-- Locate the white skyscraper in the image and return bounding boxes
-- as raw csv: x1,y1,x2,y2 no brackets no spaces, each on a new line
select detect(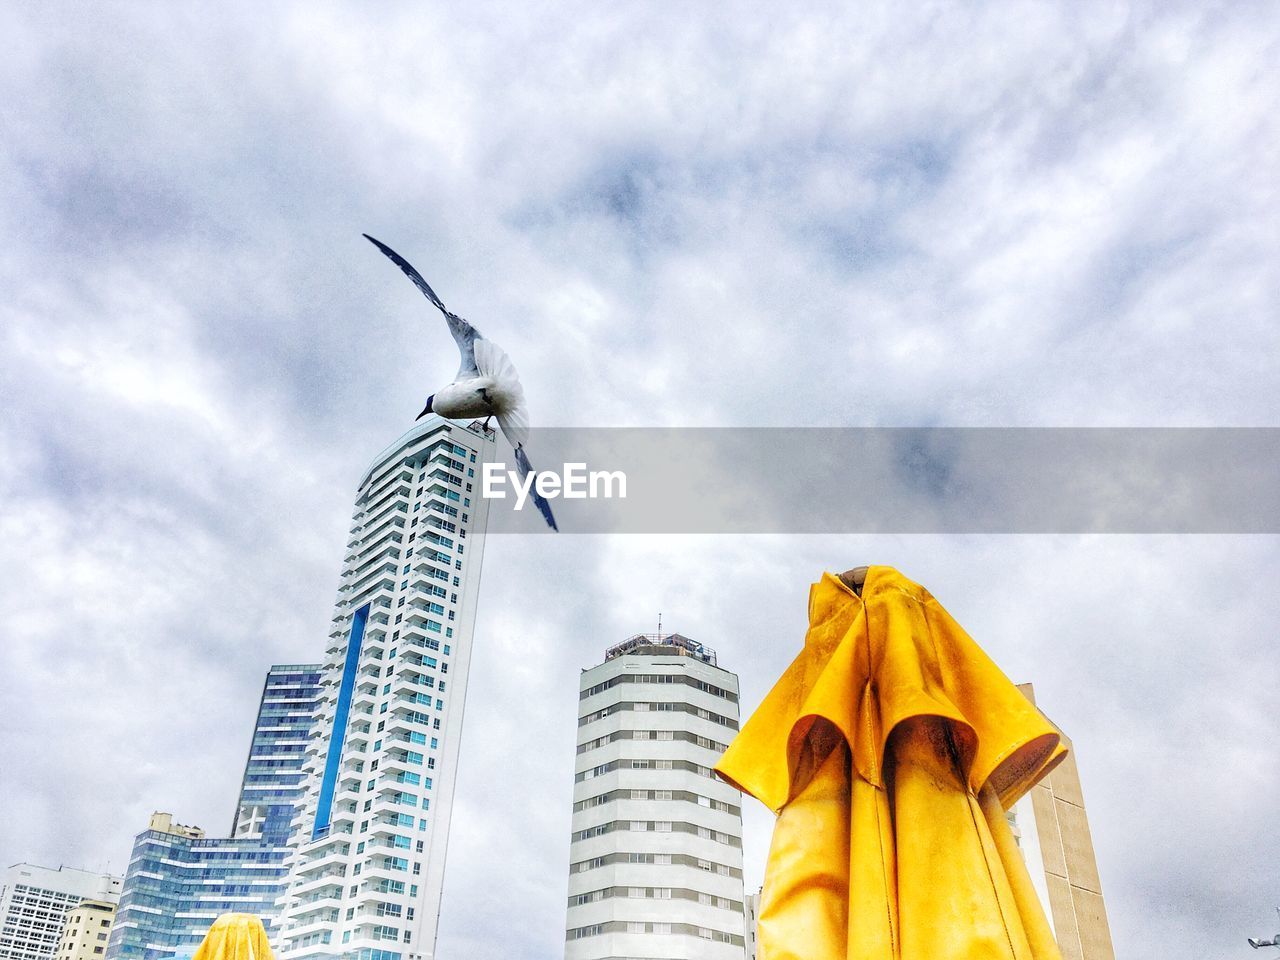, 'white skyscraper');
565,633,747,960
0,864,121,960
275,417,496,960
